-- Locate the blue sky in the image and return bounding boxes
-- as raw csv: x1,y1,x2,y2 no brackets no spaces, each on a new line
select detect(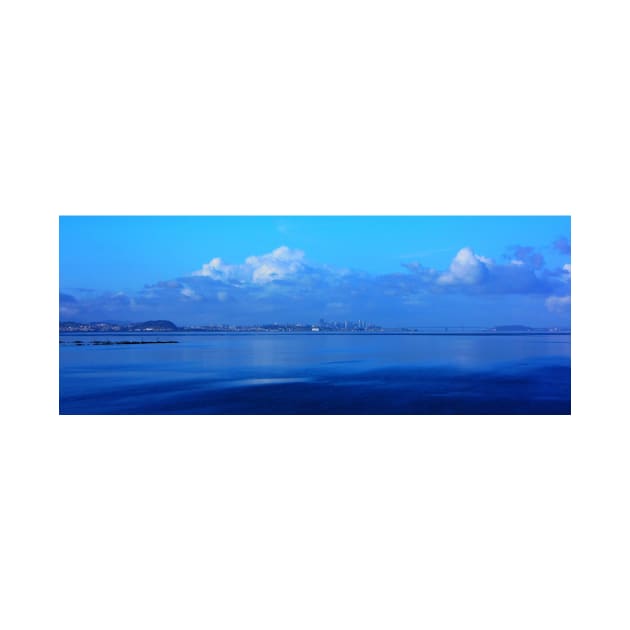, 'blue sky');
60,216,571,327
